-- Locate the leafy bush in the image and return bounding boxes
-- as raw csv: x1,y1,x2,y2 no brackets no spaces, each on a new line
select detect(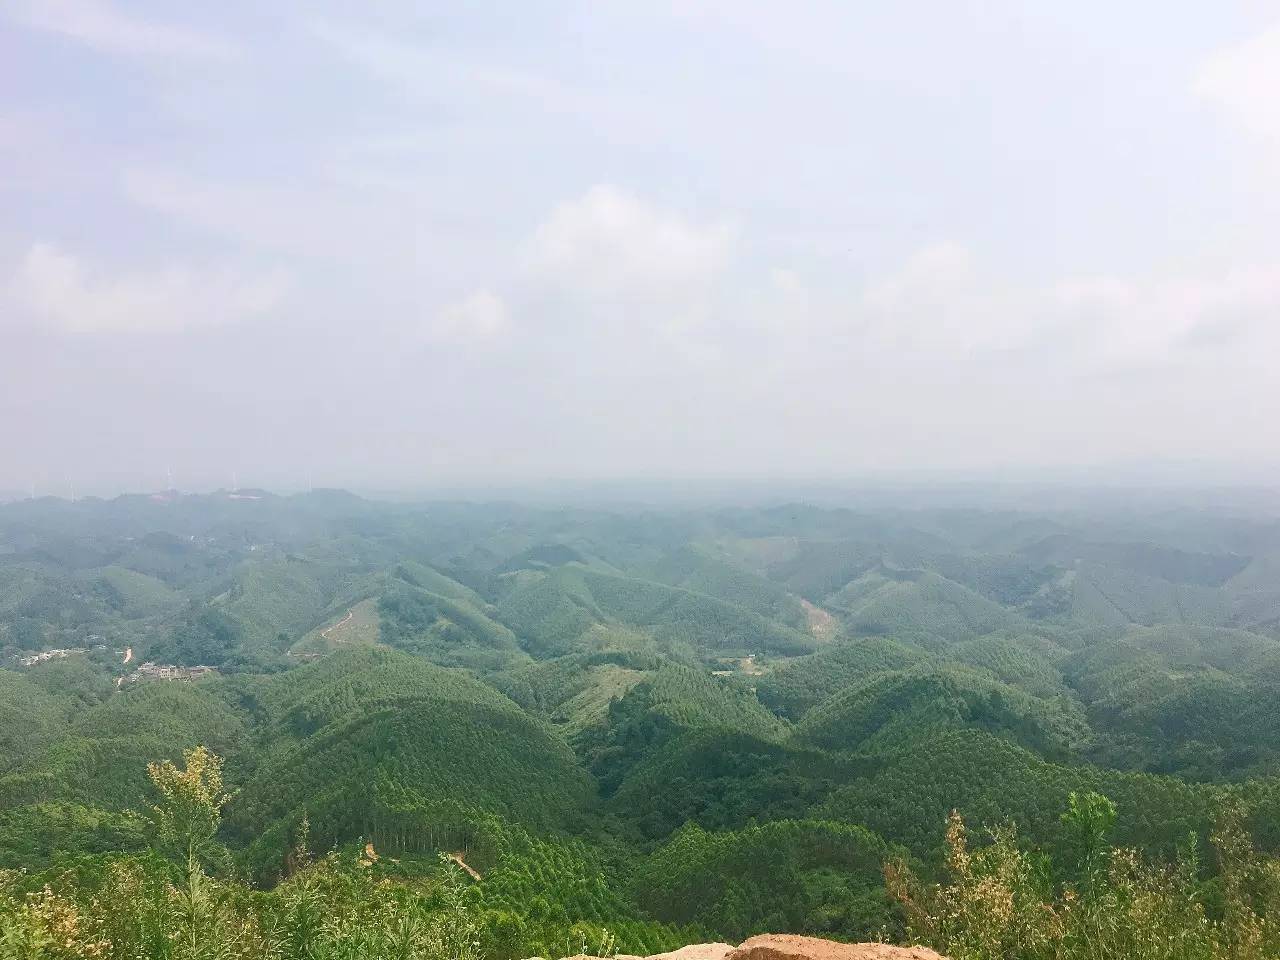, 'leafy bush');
887,795,1280,960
